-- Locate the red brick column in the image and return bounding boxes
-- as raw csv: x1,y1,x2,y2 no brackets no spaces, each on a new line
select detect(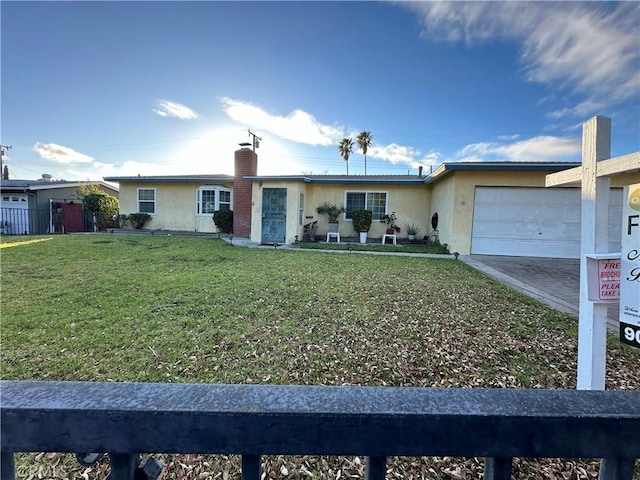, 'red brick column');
233,148,257,237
